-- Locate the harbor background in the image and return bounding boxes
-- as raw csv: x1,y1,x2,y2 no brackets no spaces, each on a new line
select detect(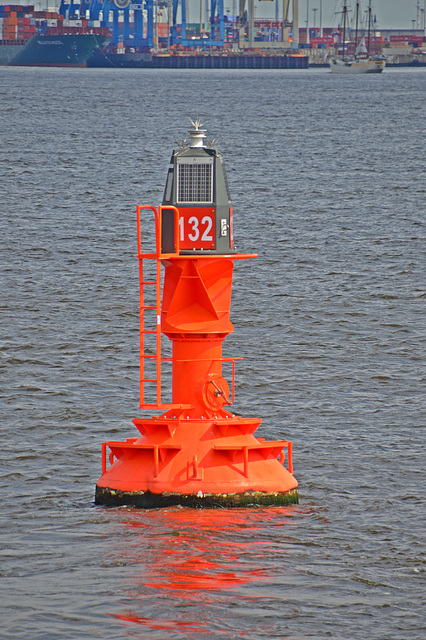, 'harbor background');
1,66,425,639
1,1,426,68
